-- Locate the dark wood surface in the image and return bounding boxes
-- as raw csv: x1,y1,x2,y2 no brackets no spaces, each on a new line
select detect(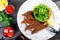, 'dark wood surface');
0,0,60,40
